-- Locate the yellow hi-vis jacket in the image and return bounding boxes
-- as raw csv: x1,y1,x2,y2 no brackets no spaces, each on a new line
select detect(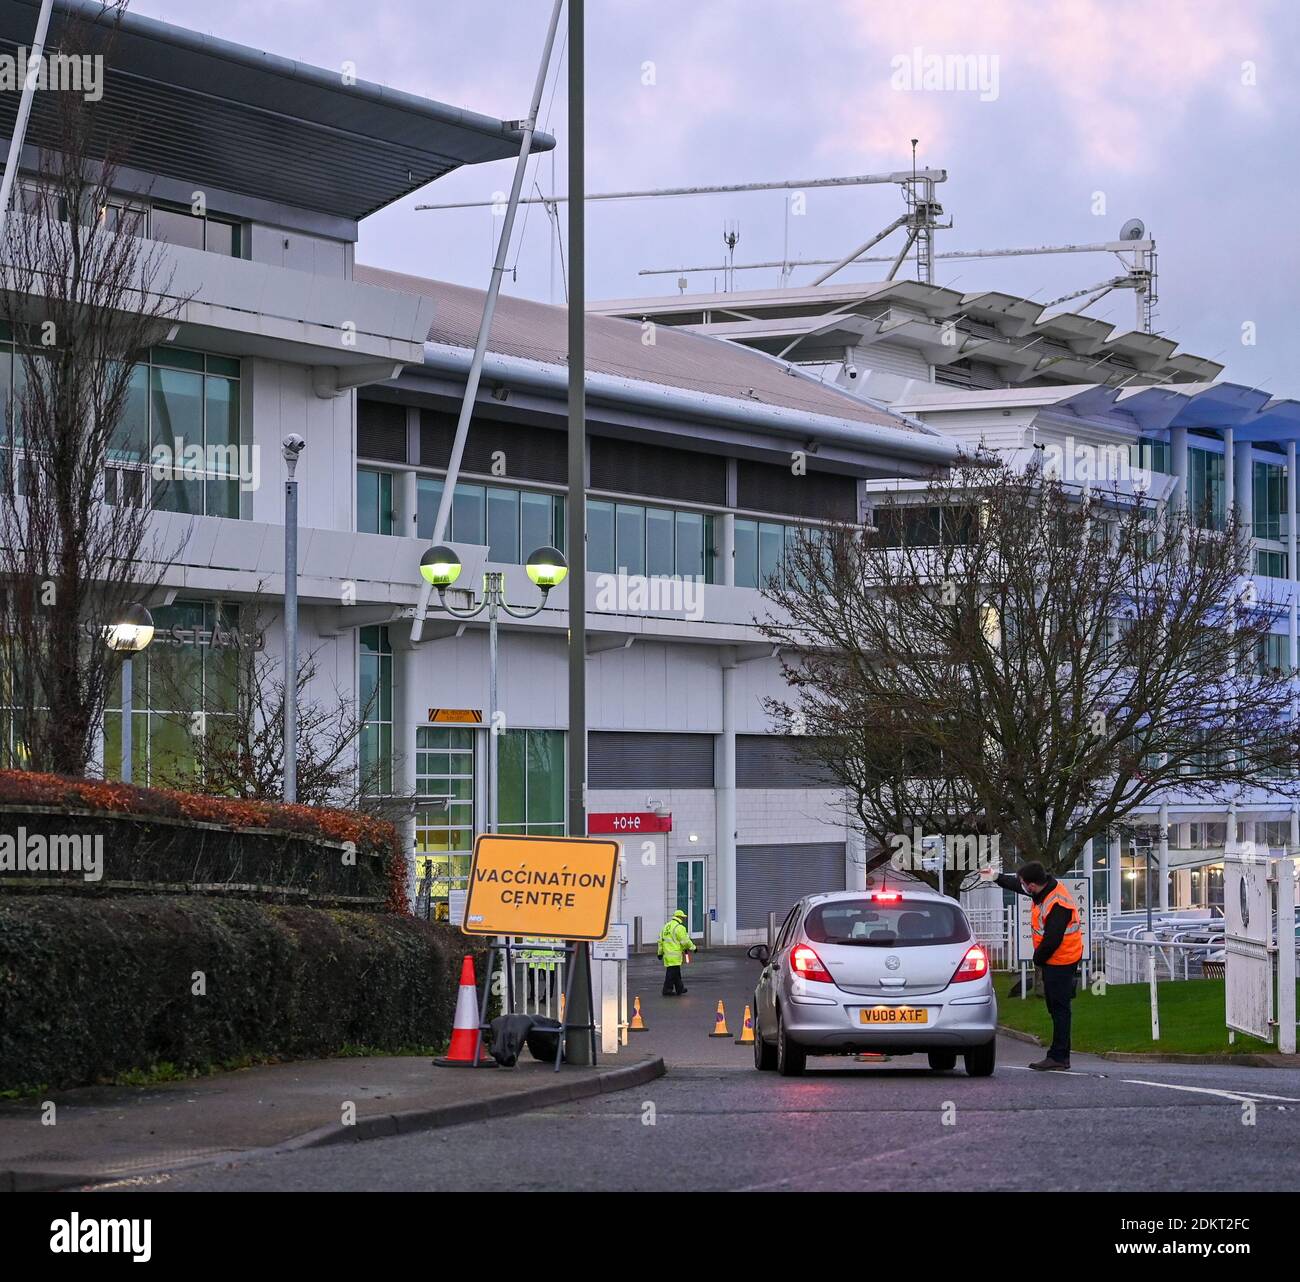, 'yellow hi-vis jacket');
658,917,694,966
